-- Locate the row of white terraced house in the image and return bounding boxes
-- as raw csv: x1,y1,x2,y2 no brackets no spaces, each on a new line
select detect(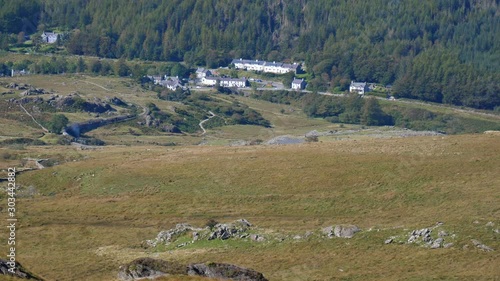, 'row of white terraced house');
201,77,249,88
231,58,300,74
